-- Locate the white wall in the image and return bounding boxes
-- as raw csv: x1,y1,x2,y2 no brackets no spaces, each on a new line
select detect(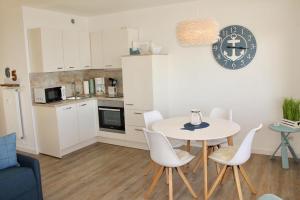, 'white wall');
22,7,89,31
89,0,300,155
0,0,37,153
